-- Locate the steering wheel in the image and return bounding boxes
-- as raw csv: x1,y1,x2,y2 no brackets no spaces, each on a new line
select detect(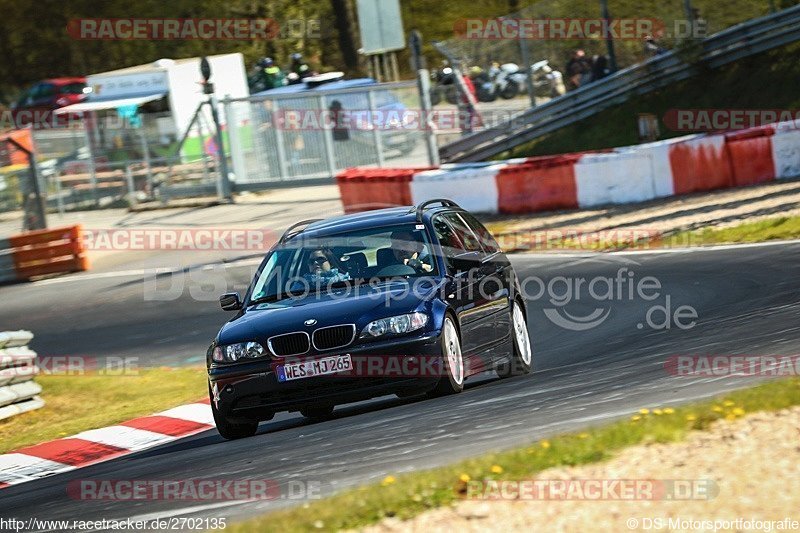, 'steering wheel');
374,264,417,277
